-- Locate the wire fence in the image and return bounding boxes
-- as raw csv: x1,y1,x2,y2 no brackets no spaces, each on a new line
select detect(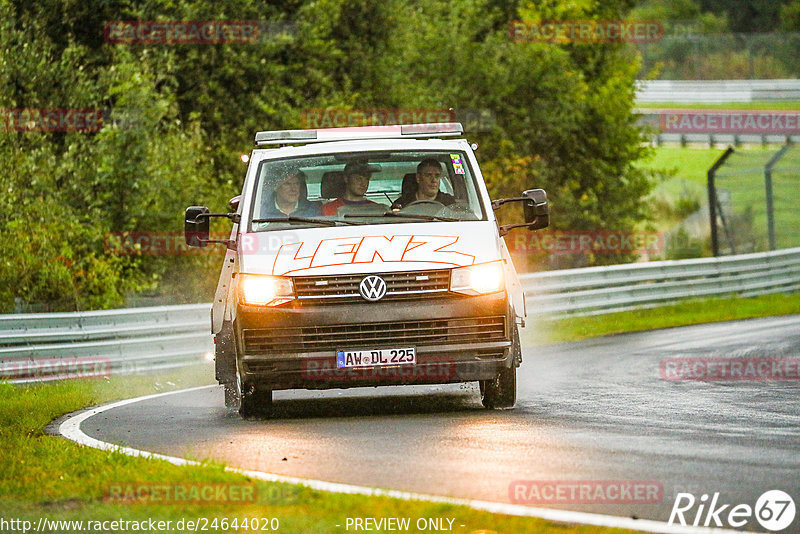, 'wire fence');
710,144,800,255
